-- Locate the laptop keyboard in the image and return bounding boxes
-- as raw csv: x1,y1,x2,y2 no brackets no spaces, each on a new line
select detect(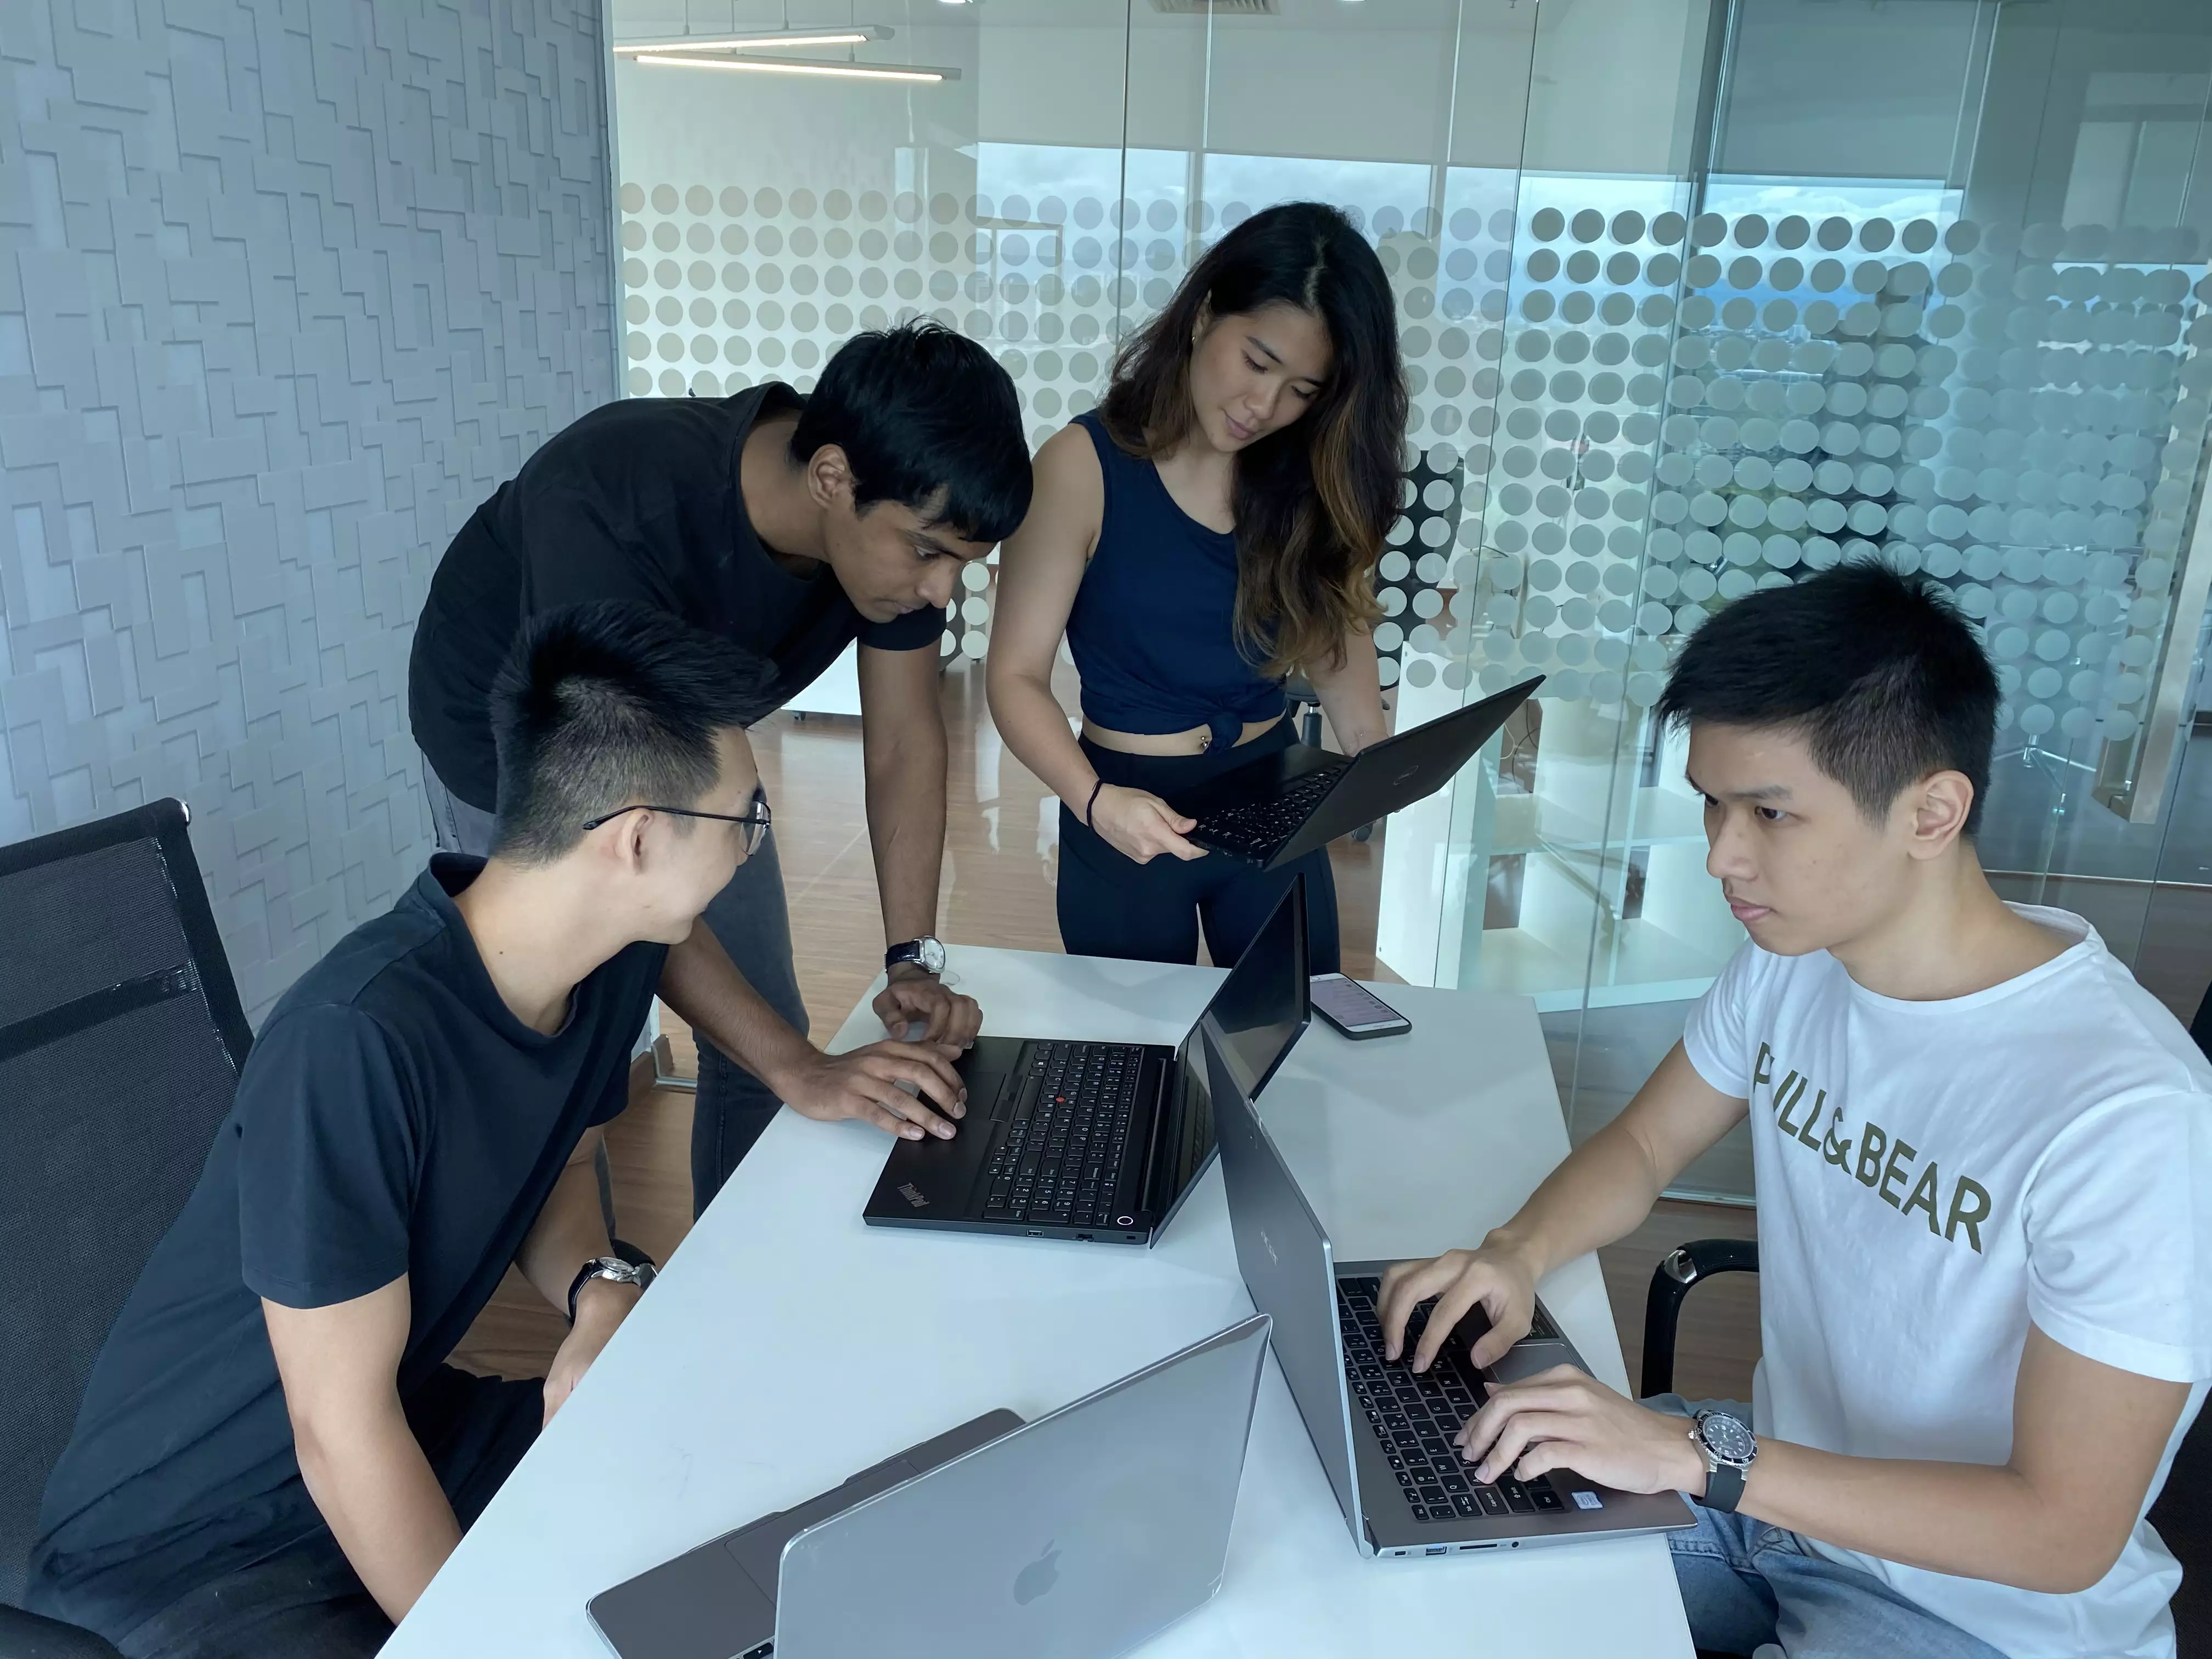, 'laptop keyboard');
979,1041,1145,1229
1193,763,1348,859
1337,1277,1566,1525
